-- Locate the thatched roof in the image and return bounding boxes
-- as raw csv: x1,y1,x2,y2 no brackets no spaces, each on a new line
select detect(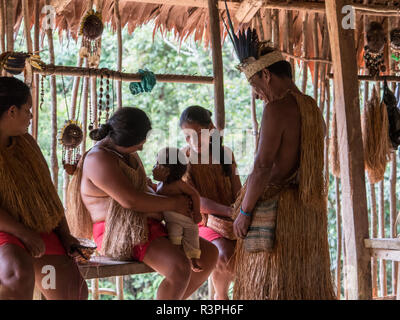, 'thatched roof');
7,0,400,78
